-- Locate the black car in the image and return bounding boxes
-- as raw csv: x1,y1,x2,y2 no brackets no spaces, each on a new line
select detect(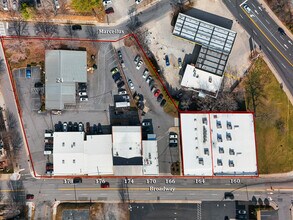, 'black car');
68,121,73,131
34,82,43,88
105,7,114,14
224,192,234,200
117,81,125,88
93,124,98,134
149,79,155,87
72,24,82,31
73,122,78,131
97,123,103,134
278,27,286,35
117,50,122,59
160,99,166,107
157,94,163,102
112,72,121,81
73,177,82,184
